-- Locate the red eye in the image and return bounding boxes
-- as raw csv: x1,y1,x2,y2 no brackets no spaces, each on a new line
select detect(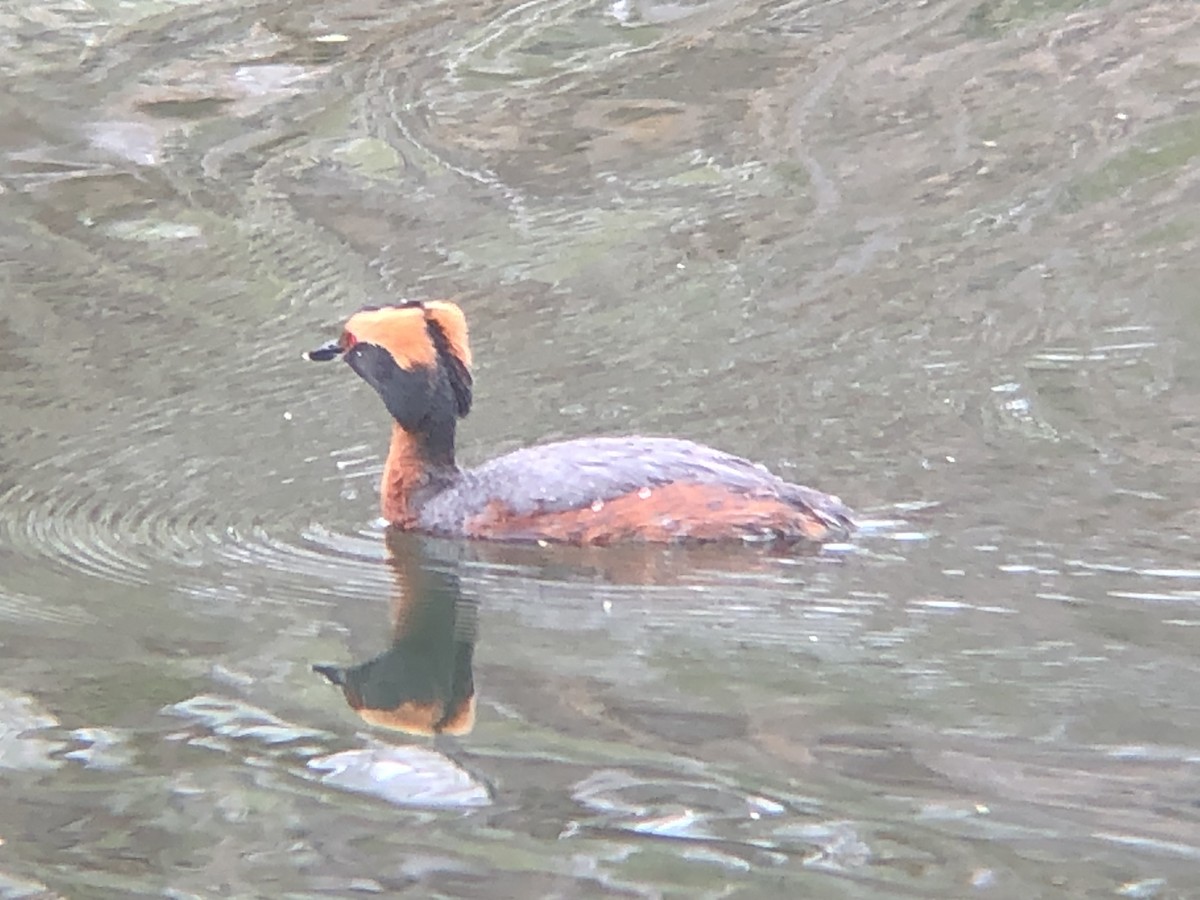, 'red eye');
341,331,359,351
